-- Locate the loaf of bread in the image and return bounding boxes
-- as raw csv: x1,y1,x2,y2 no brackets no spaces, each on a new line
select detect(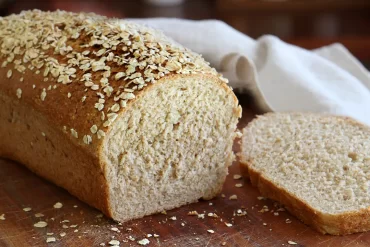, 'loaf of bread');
0,10,241,222
240,113,370,235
